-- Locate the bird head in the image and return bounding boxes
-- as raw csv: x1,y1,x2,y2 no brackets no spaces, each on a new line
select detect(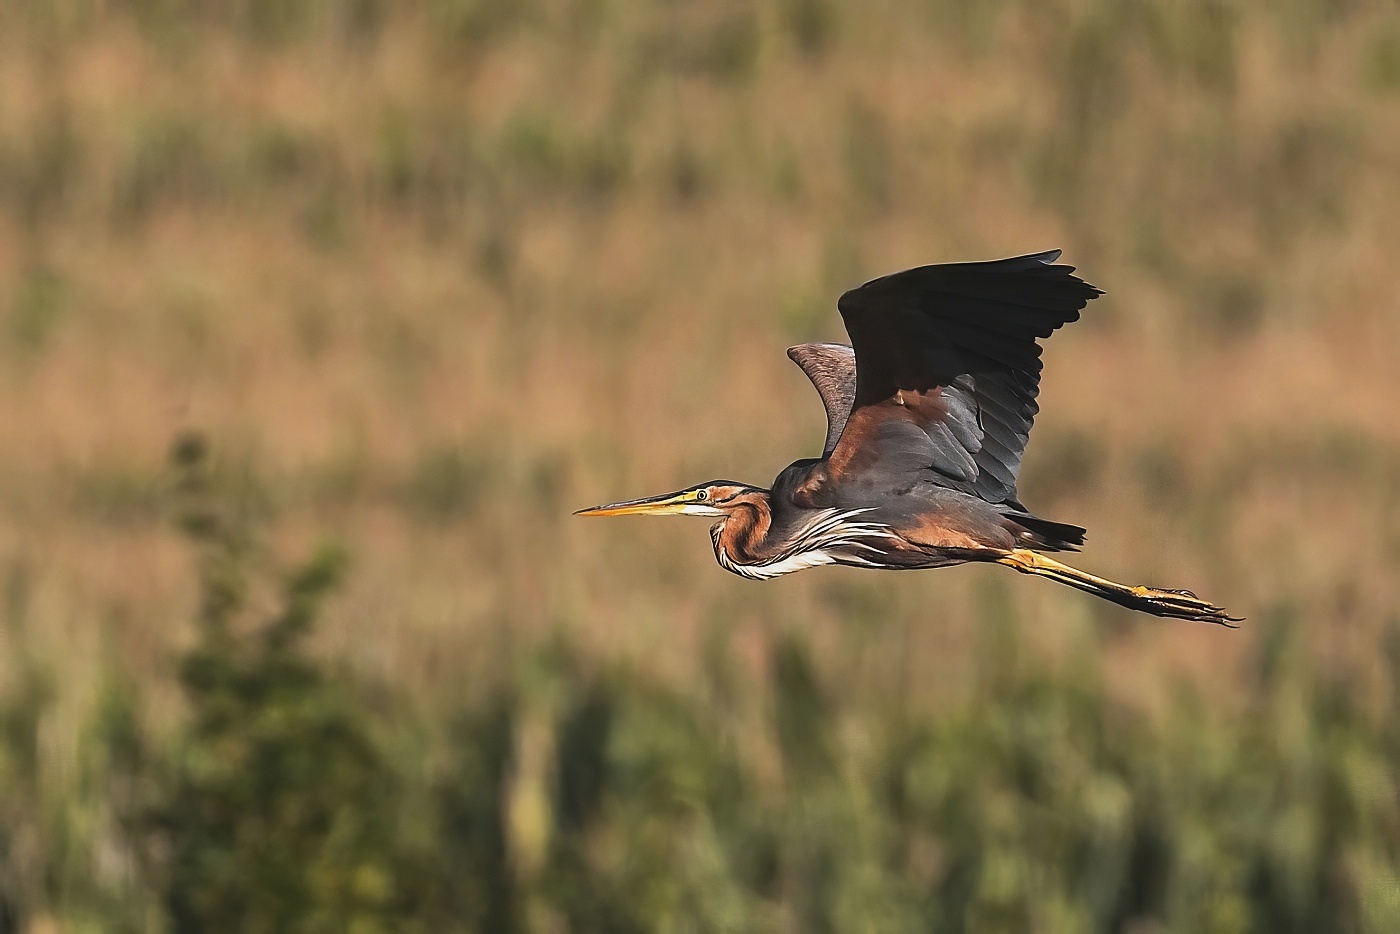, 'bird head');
575,481,766,519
